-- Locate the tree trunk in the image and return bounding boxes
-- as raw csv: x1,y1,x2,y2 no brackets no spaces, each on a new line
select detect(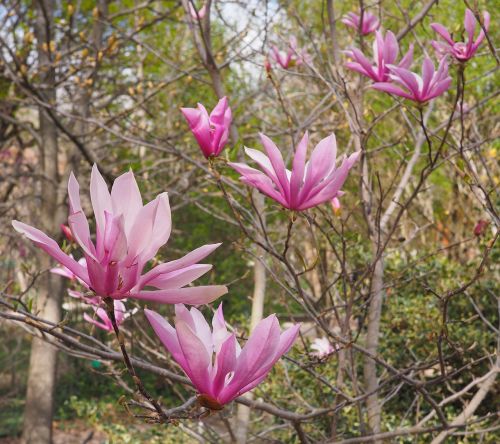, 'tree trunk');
363,250,384,440
22,1,61,443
